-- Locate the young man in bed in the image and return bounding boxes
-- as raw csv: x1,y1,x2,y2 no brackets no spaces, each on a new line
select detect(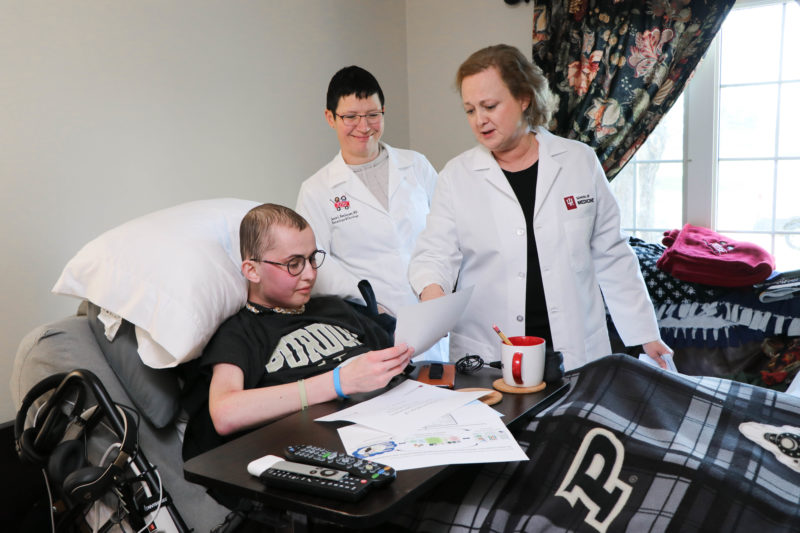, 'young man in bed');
182,203,414,462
